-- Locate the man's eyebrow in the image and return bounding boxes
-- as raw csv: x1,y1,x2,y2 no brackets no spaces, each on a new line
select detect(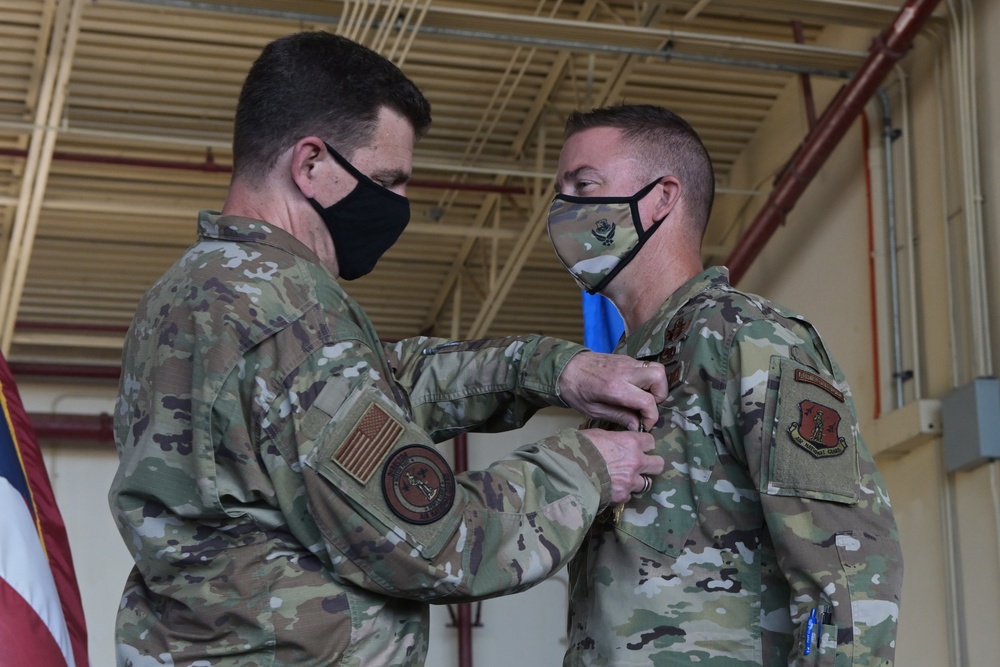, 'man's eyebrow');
373,168,410,186
553,166,590,193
